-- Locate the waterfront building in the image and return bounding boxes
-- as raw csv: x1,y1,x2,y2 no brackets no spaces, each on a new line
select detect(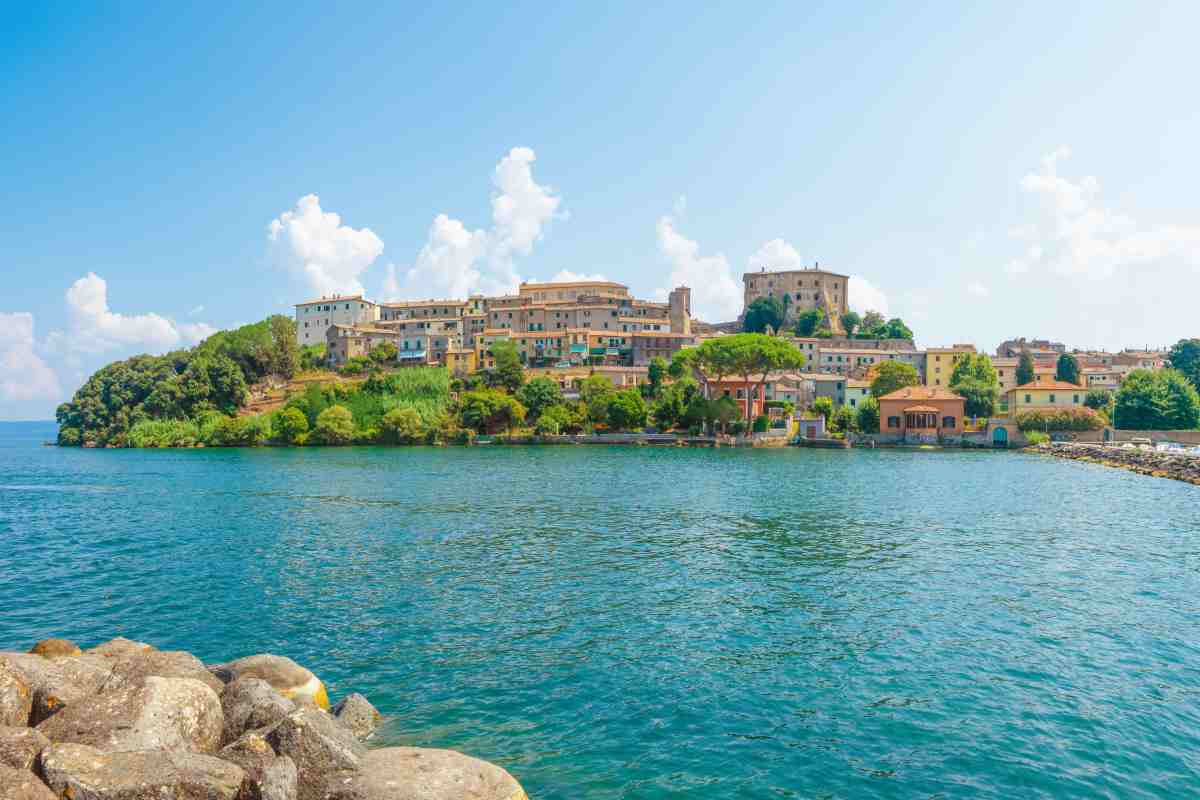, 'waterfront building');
1006,375,1086,413
877,386,965,444
742,266,849,329
295,295,380,347
844,378,871,409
